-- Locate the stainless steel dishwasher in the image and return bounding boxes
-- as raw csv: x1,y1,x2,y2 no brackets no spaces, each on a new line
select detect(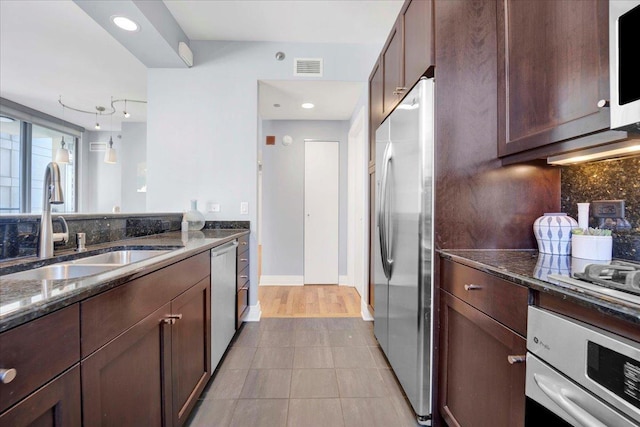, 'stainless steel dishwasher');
210,240,238,371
